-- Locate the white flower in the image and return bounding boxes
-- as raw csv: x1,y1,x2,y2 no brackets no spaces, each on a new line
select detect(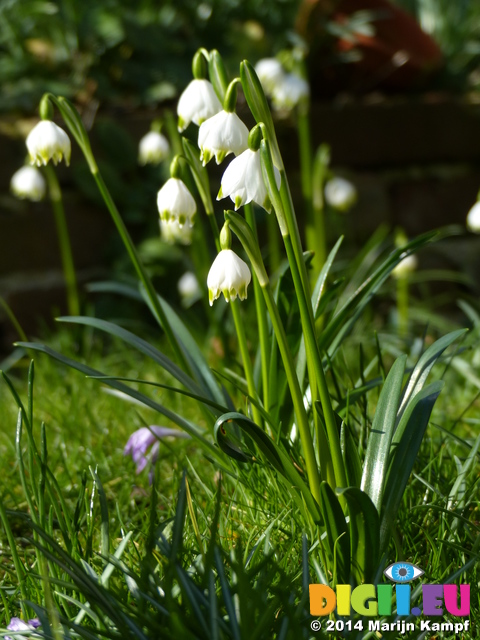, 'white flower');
217,148,281,212
160,219,193,245
466,201,480,233
177,79,222,132
392,254,418,278
255,58,285,95
157,178,196,227
138,131,170,165
178,271,201,306
324,177,358,212
26,120,71,166
207,249,251,305
271,73,309,111
198,110,249,165
10,166,46,201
